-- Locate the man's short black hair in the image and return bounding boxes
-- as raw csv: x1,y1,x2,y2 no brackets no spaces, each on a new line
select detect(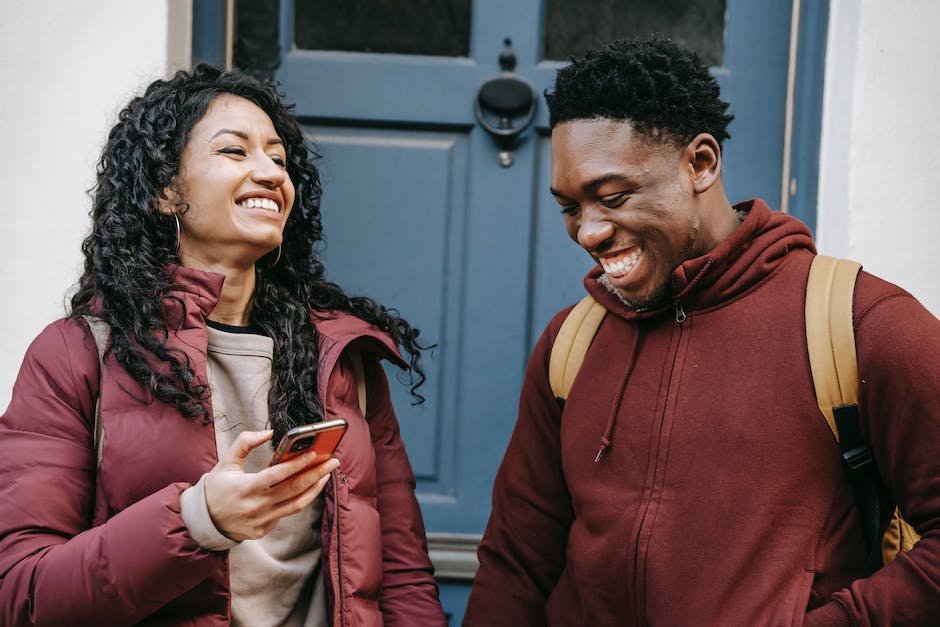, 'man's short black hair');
546,36,734,148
